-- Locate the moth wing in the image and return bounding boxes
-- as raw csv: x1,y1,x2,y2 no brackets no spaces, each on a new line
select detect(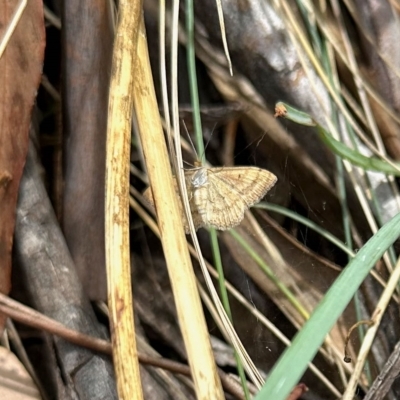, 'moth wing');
210,167,277,207
202,181,247,230
193,166,277,230
188,169,244,230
